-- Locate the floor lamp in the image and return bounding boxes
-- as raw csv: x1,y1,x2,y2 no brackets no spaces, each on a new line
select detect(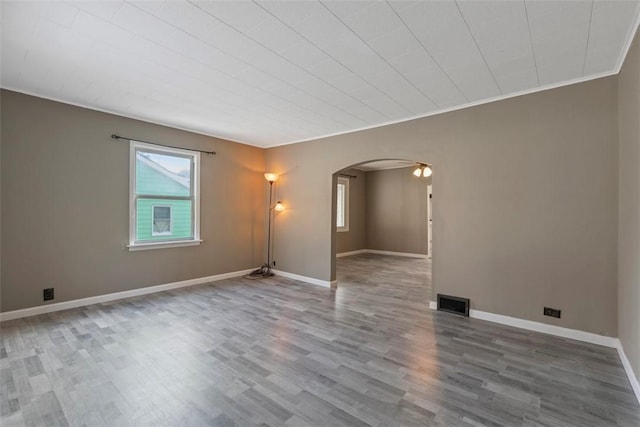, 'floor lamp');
248,173,283,278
